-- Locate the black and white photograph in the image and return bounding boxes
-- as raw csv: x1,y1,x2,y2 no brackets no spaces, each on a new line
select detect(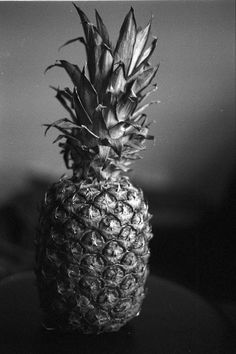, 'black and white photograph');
0,0,235,353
